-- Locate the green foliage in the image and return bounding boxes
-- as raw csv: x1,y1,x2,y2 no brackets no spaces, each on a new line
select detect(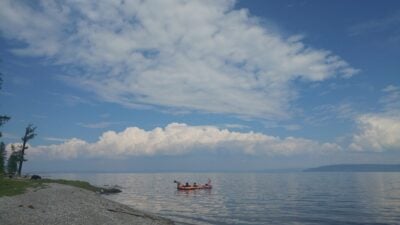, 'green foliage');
21,124,37,143
0,71,11,138
0,73,10,172
0,116,10,127
0,177,43,197
0,142,5,174
0,116,10,126
7,144,19,175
